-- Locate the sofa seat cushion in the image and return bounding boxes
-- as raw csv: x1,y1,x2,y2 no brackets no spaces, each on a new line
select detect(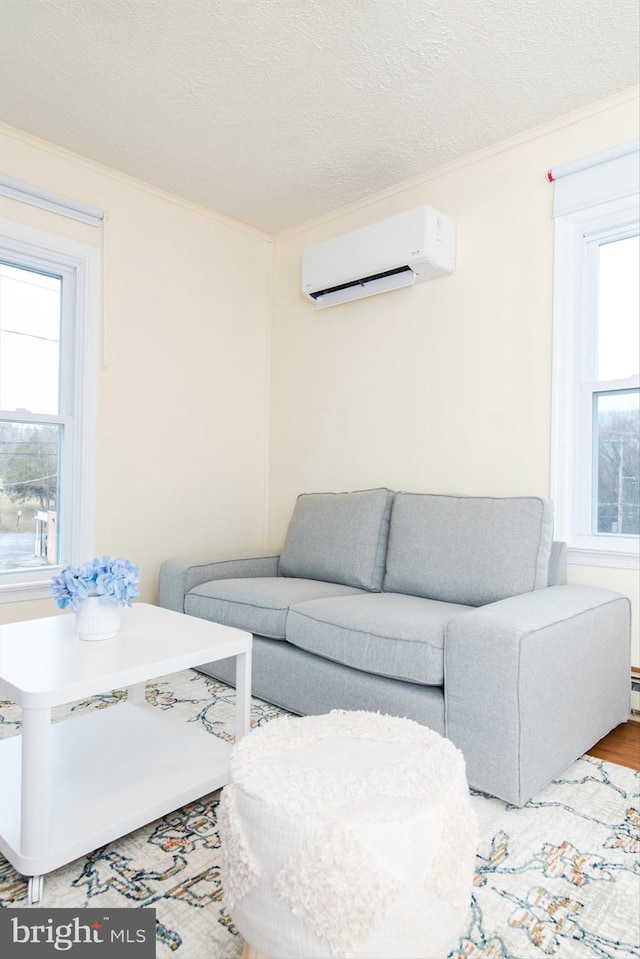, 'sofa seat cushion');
184,577,365,639
278,488,393,591
384,493,554,606
285,592,472,686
